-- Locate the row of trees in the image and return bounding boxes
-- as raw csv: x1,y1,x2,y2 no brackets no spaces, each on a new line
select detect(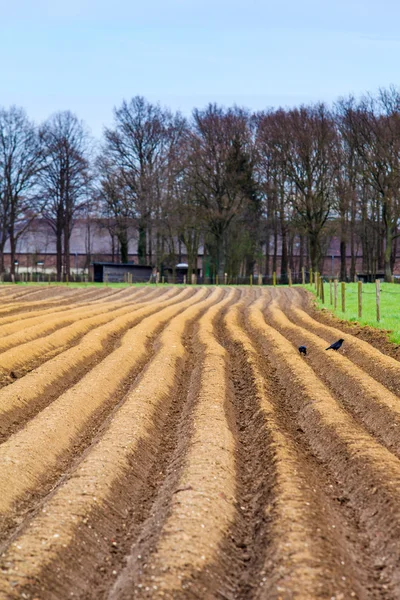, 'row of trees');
1,87,399,281
0,107,90,279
